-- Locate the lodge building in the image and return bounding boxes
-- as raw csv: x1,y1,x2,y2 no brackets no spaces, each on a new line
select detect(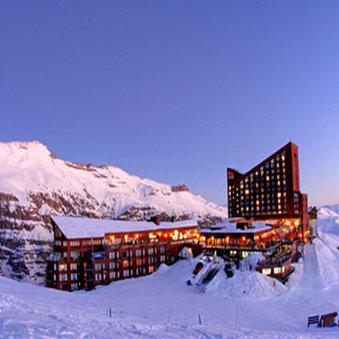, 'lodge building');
227,142,310,242
199,141,311,283
46,215,199,291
